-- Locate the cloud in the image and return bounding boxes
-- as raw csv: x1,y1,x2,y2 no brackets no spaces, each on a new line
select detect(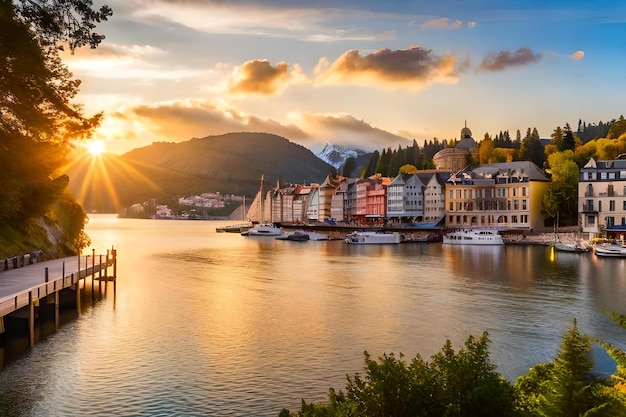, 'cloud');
478,47,543,71
62,43,202,81
571,50,585,60
292,113,410,151
93,98,410,153
315,47,459,89
467,21,477,28
130,1,393,42
227,60,309,95
420,17,463,30
101,99,308,148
